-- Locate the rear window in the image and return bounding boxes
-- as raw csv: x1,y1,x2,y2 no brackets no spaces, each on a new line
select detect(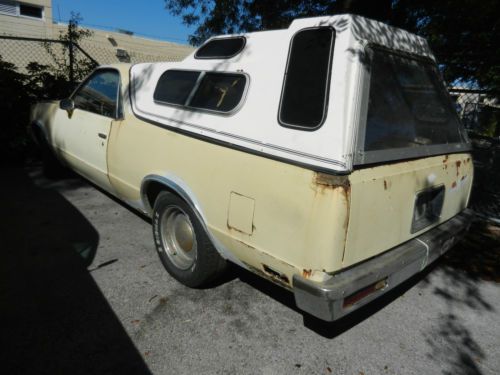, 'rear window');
154,70,200,106
278,27,335,130
195,37,246,59
359,48,468,162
